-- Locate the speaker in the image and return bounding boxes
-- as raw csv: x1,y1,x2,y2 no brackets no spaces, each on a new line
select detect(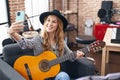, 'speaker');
98,1,113,23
